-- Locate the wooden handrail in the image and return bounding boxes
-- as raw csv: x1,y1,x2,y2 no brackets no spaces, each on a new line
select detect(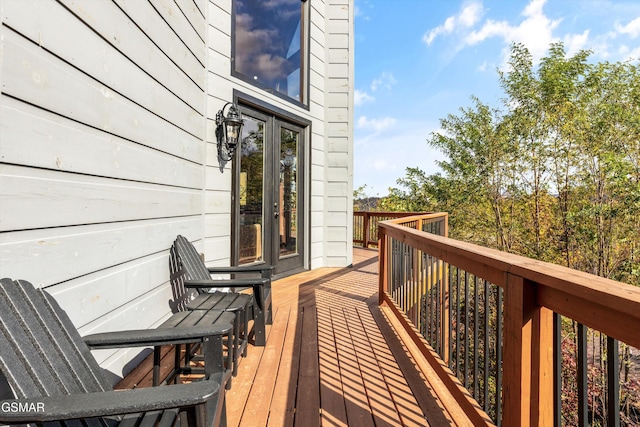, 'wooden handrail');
353,211,432,248
378,214,640,426
379,220,640,348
